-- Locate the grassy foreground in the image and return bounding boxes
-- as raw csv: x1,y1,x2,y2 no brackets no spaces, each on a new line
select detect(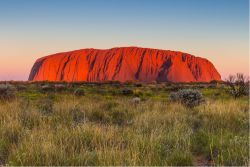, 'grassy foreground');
0,82,249,166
